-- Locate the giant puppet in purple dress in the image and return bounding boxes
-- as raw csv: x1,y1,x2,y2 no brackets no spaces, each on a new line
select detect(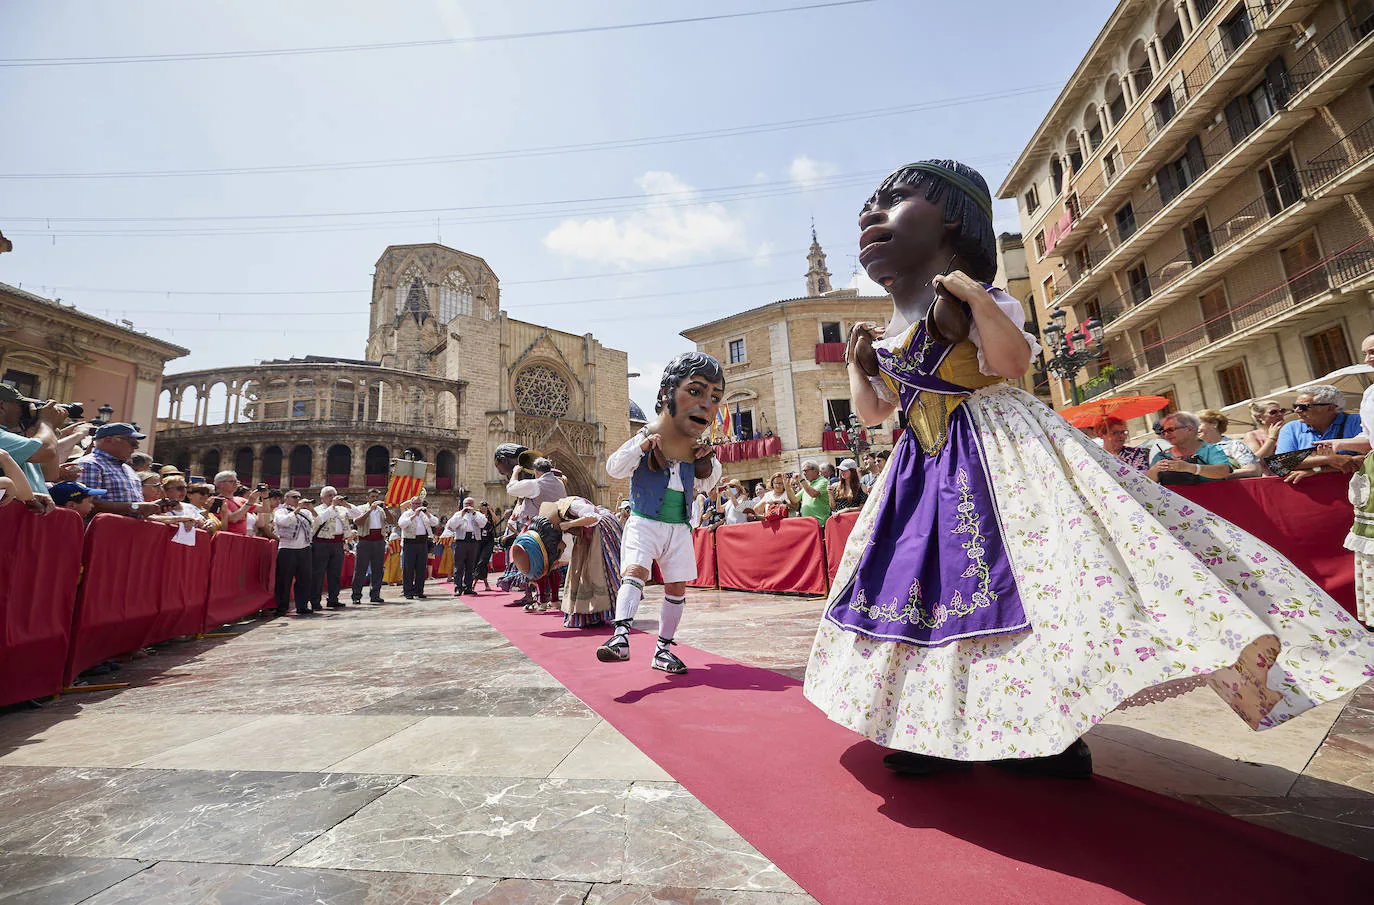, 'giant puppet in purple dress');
803,160,1374,778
